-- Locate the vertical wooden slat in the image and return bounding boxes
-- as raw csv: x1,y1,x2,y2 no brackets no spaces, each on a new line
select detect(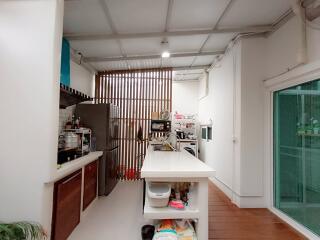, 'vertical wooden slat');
119,72,122,179
130,71,134,179
108,73,111,103
95,69,172,181
99,74,103,103
121,72,124,180
105,74,108,103
166,71,170,111
160,69,163,114
128,72,132,179
138,70,141,176
111,73,114,104
117,72,121,179
155,69,159,138
134,71,138,178
132,71,136,180
94,74,99,103
123,72,127,180
157,69,162,112
142,70,147,164
101,74,104,103
169,70,172,111
97,74,100,103
147,70,151,140
116,72,120,107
